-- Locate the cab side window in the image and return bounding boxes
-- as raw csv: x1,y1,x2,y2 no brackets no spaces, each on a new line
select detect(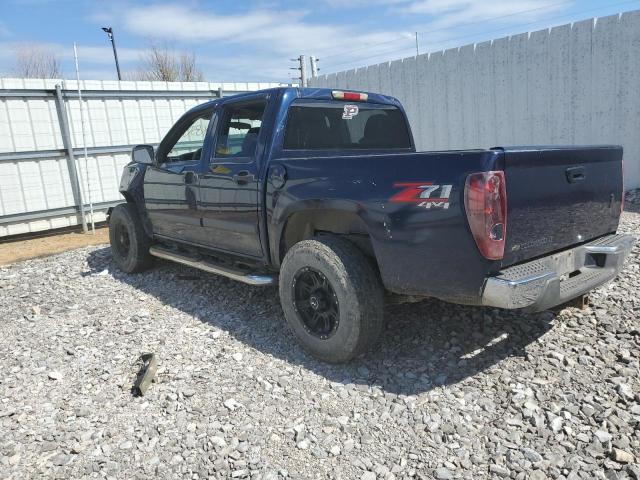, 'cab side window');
214,100,267,159
163,114,211,163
